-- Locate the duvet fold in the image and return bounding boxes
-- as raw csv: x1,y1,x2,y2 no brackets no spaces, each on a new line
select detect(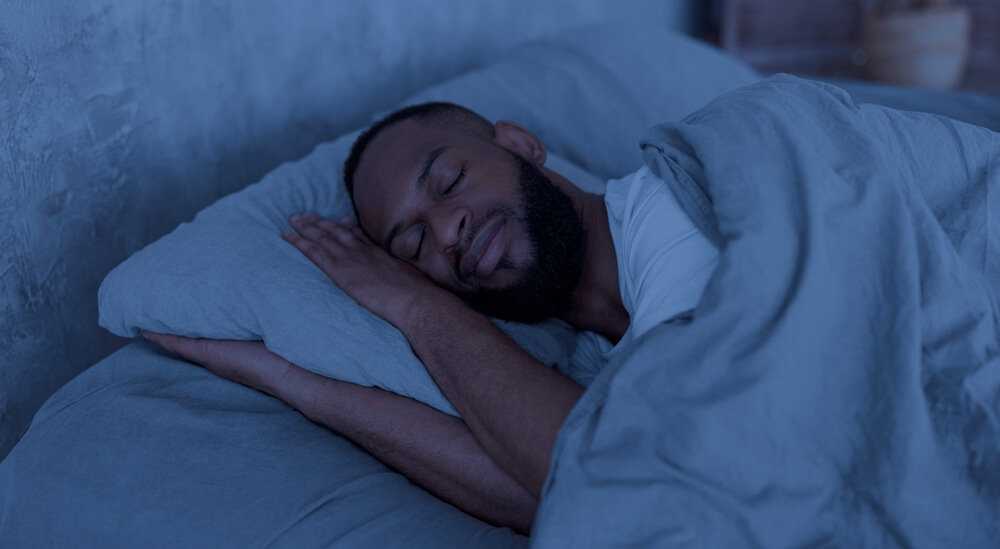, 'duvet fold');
533,75,1000,548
